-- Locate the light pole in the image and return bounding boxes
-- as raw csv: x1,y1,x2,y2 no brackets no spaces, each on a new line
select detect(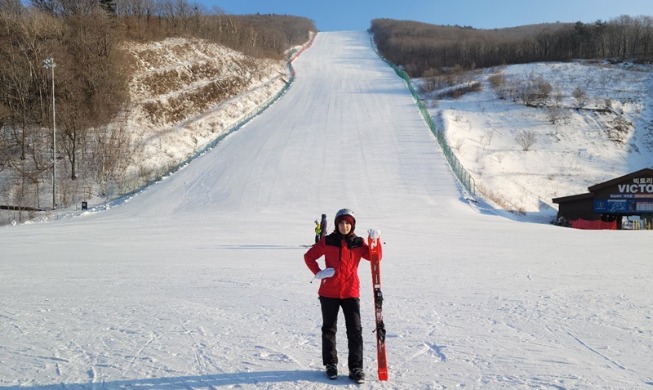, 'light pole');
43,57,56,209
